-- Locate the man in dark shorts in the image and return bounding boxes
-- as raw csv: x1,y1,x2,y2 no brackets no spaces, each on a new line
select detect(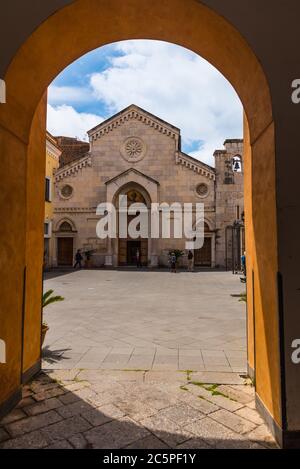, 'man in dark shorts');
74,249,83,269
